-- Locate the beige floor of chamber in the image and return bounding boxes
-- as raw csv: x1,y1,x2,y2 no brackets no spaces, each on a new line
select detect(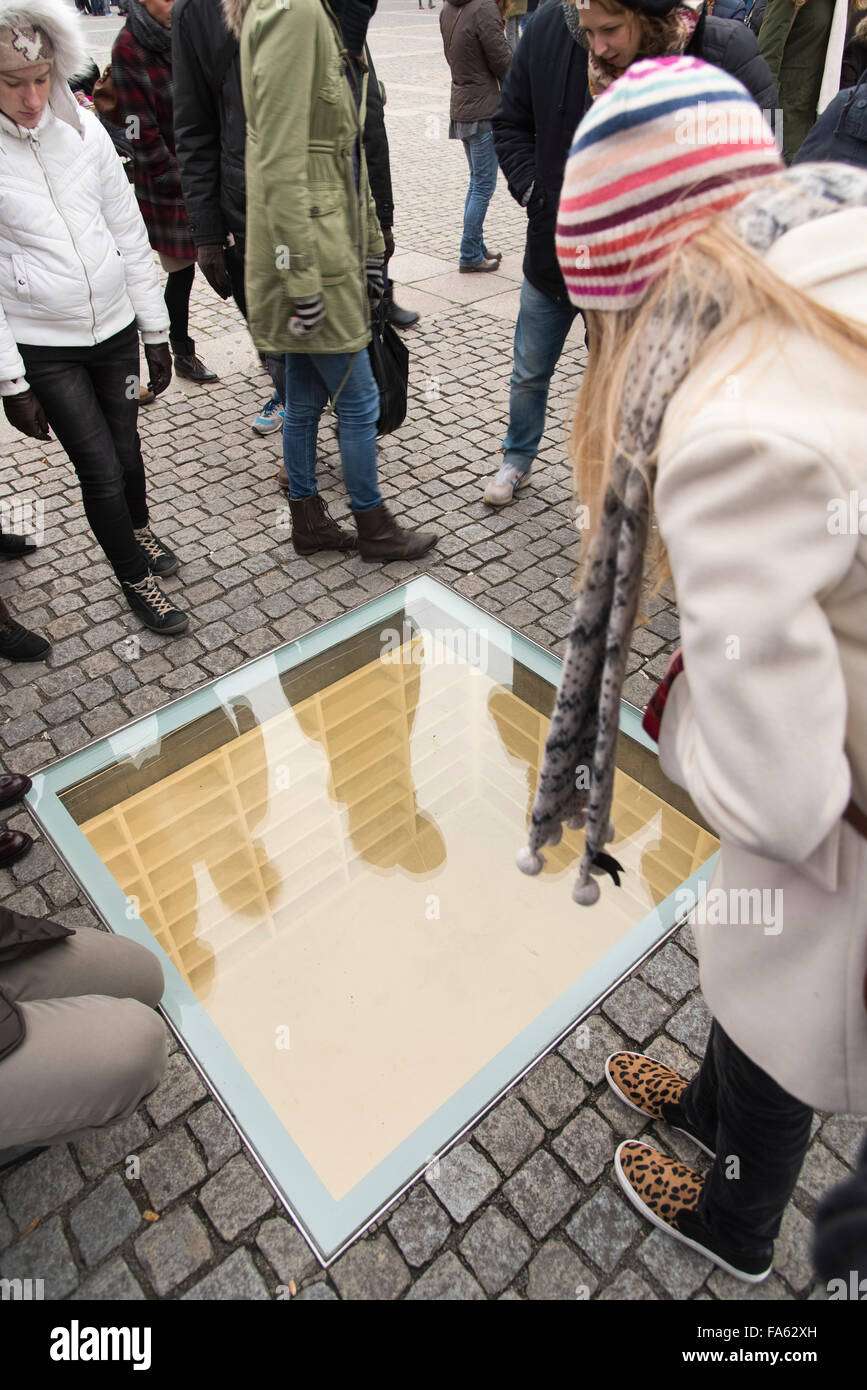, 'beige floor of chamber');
81,639,717,1200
